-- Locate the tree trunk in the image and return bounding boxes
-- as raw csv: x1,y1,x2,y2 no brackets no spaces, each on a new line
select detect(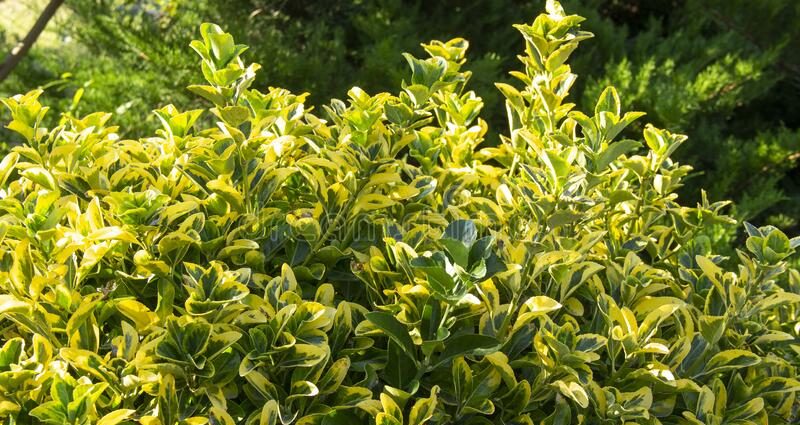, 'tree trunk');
0,0,65,82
